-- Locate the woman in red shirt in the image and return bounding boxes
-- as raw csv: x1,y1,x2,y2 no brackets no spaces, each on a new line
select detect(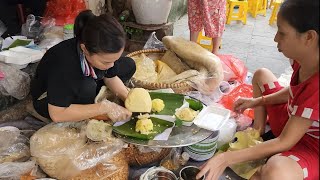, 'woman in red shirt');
197,0,319,179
